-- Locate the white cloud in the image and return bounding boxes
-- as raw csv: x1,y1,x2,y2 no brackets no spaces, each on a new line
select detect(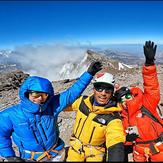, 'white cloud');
13,43,86,81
